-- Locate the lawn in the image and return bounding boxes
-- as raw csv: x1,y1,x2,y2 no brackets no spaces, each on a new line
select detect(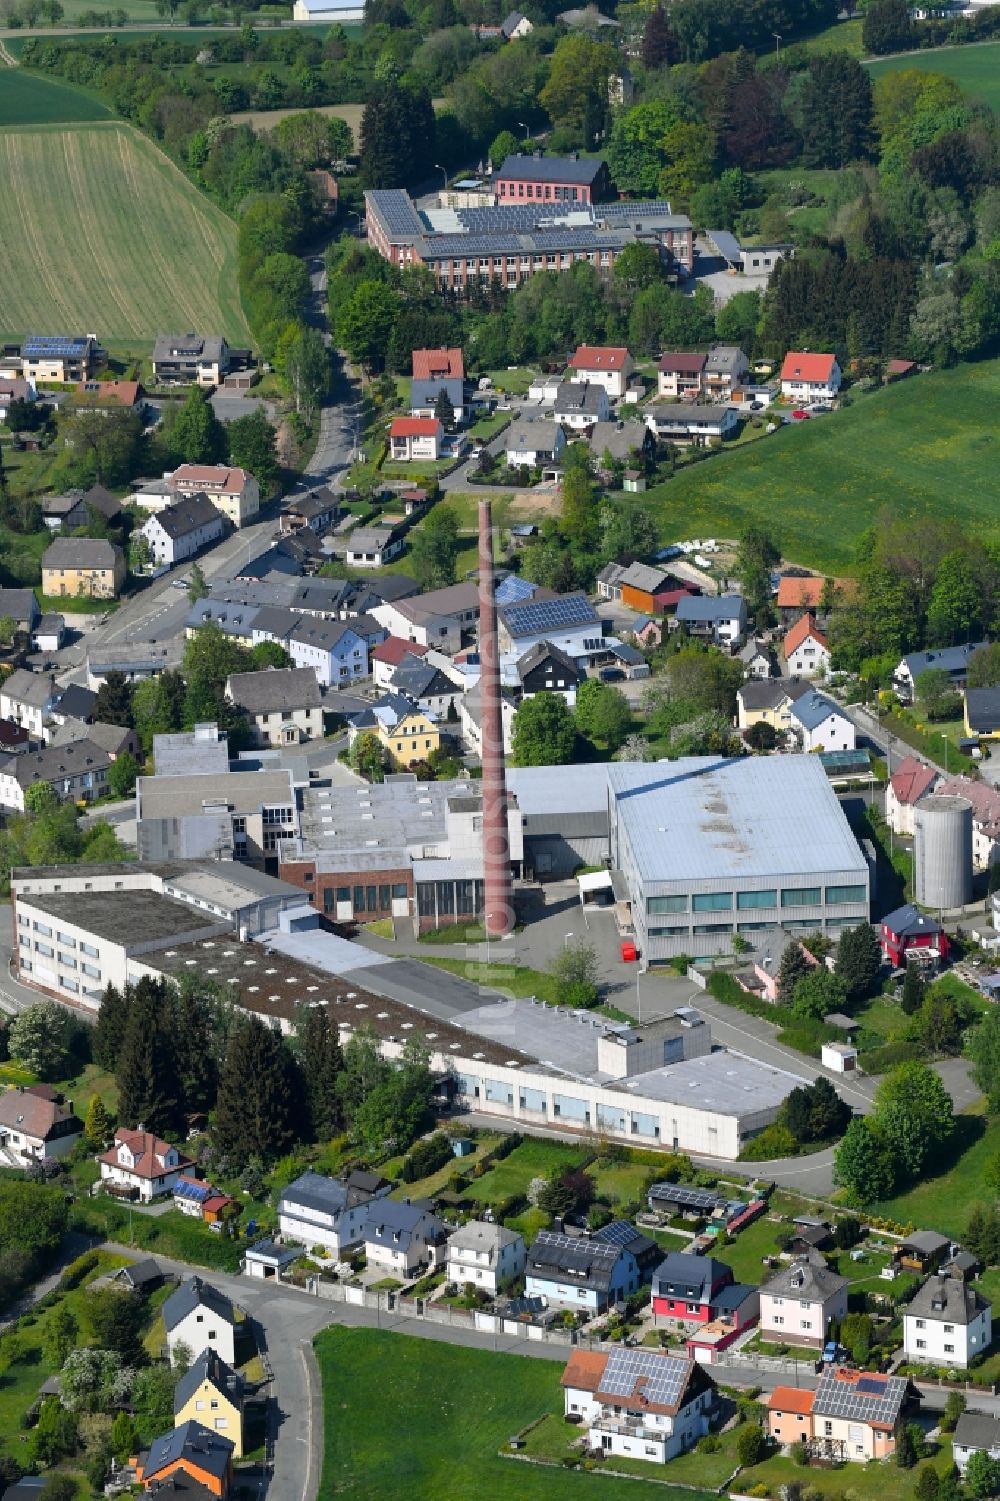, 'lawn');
868,1109,1000,1237
867,39,1000,111
0,69,111,126
416,956,632,1022
469,1136,591,1207
0,120,248,345
524,1411,742,1486
742,1442,955,1500
316,1326,717,1501
642,361,1000,572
